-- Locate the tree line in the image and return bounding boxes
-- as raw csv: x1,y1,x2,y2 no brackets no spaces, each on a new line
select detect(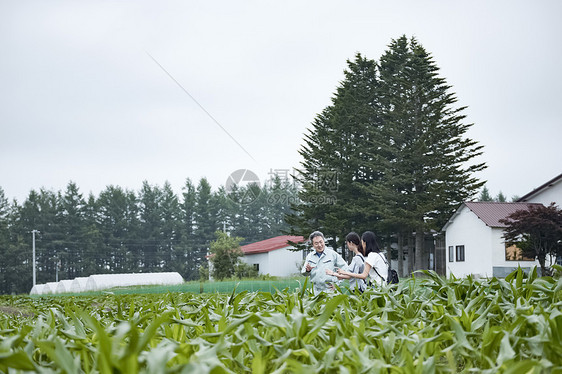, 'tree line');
477,186,519,202
0,177,297,294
